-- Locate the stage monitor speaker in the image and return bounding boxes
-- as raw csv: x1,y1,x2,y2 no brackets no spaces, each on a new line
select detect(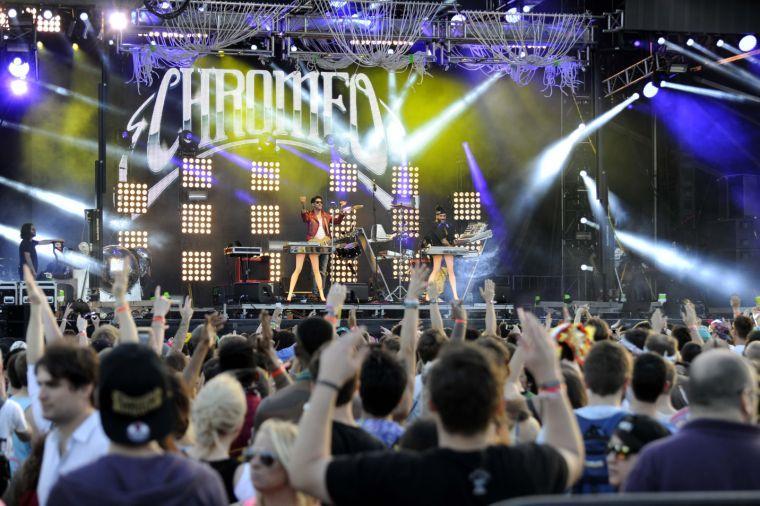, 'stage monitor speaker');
233,282,274,304
344,283,370,303
0,283,19,305
282,275,312,295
